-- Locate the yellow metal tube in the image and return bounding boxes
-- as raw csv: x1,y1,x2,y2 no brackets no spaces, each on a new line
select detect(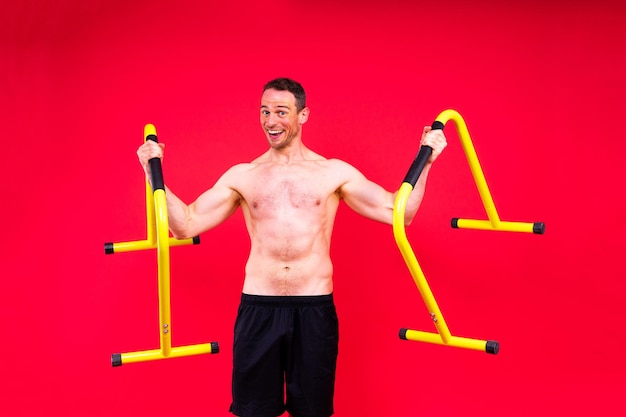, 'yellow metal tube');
393,183,452,343
104,123,198,255
436,109,501,227
145,124,158,247
109,123,219,367
400,329,497,353
107,236,198,254
393,111,506,354
154,188,172,356
452,218,543,234
145,180,156,245
116,343,218,366
435,109,544,234
393,180,498,353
